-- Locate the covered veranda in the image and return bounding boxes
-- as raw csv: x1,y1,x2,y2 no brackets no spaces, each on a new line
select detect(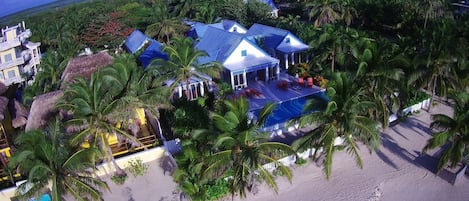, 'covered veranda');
224,57,279,90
